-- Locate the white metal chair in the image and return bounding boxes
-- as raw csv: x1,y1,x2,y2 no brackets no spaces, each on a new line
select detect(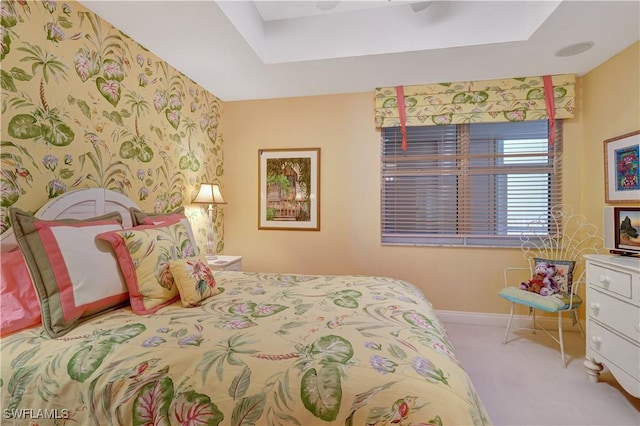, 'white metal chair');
498,205,604,367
